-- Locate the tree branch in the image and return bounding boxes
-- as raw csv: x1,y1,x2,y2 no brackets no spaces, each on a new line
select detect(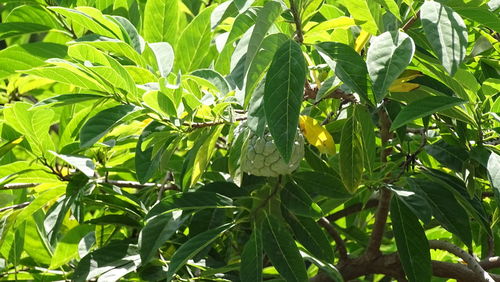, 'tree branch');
481,257,500,271
365,188,392,259
289,0,304,43
402,11,420,31
429,240,495,282
326,199,379,222
317,217,349,263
